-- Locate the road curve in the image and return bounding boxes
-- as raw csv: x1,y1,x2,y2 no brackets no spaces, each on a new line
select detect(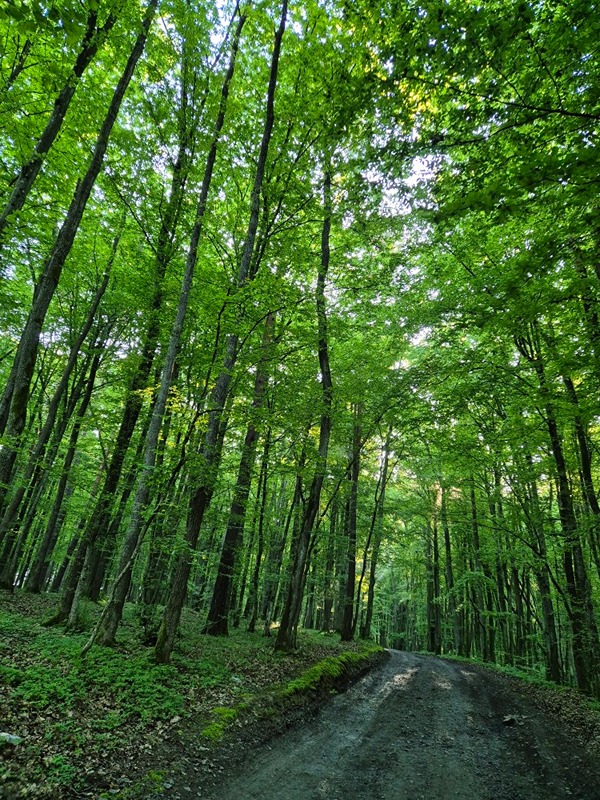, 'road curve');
203,651,600,800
